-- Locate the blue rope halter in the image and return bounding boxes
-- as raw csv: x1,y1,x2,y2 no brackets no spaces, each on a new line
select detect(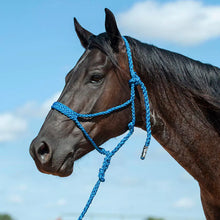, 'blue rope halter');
51,36,151,219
